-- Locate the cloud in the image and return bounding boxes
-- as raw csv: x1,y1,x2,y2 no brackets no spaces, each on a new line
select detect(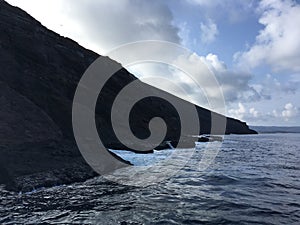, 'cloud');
61,0,182,53
228,103,247,120
171,52,263,110
200,19,218,44
248,102,299,122
227,102,299,124
272,103,298,121
249,107,259,118
251,73,300,102
128,52,261,115
200,54,261,103
7,0,181,53
235,0,300,72
228,103,261,121
281,103,298,121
